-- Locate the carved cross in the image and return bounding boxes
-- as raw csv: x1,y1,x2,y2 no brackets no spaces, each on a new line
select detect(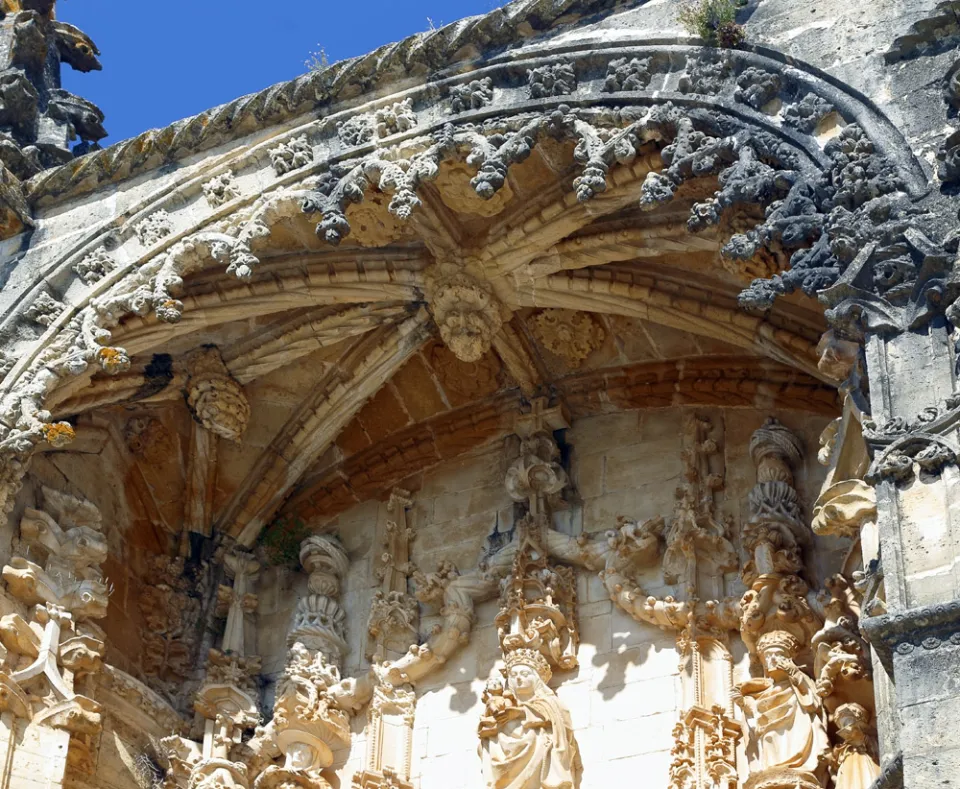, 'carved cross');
381,489,415,596
513,397,568,439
